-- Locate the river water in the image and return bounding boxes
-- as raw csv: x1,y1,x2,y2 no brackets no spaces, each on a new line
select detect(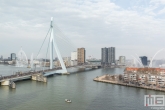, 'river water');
0,65,164,110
